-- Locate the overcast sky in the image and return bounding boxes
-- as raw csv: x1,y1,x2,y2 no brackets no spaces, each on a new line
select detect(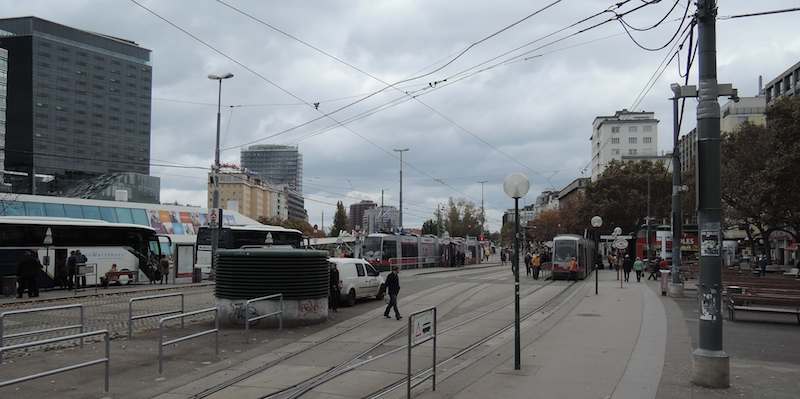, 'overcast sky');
4,0,799,231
